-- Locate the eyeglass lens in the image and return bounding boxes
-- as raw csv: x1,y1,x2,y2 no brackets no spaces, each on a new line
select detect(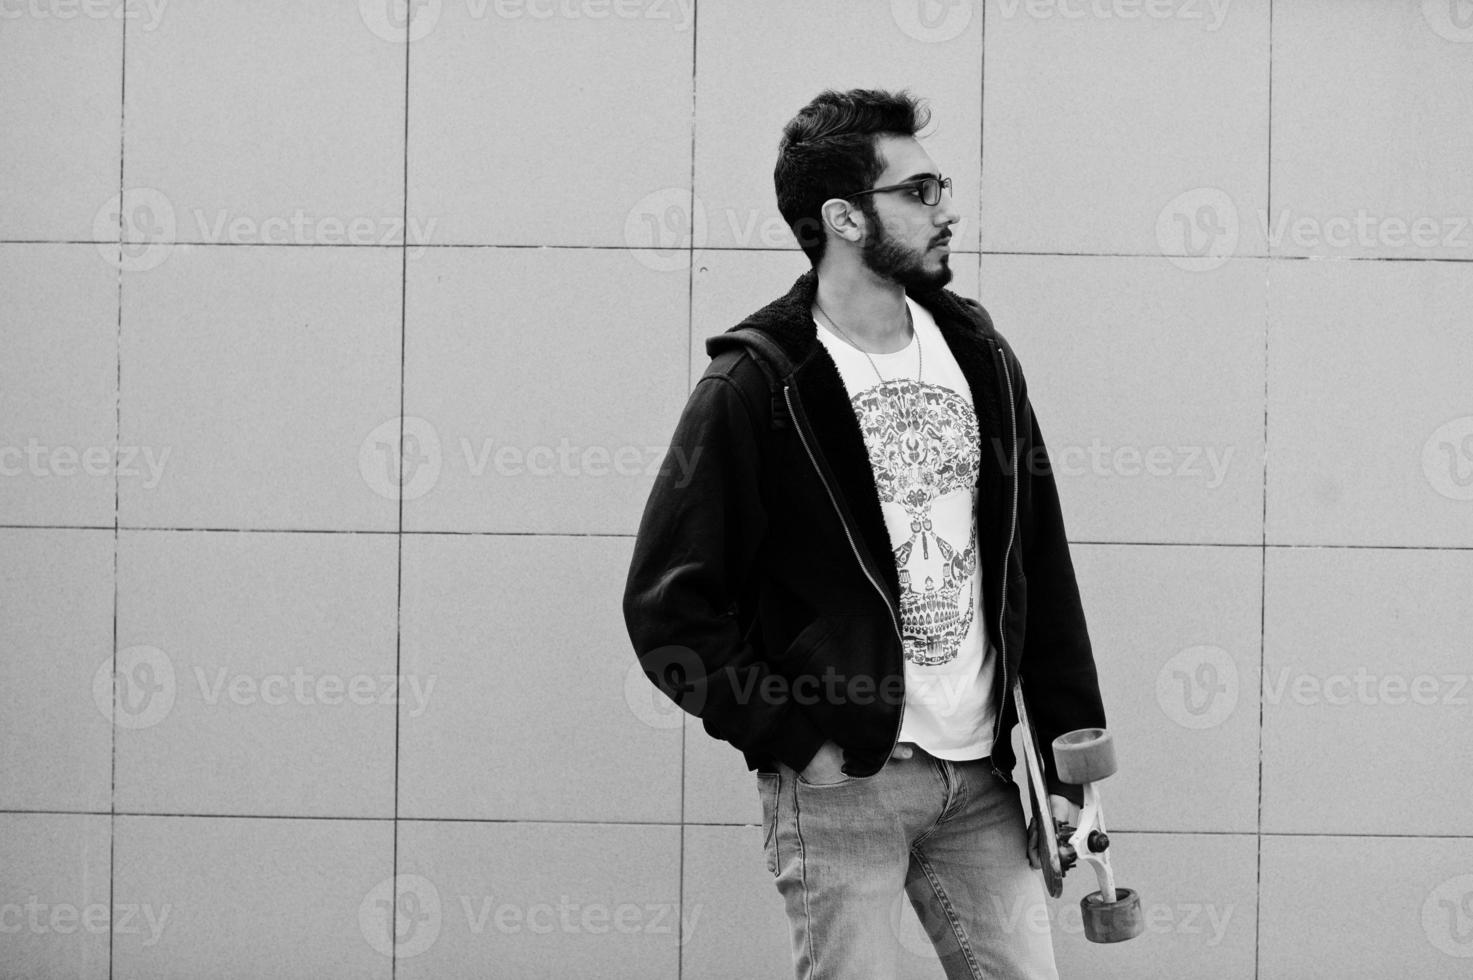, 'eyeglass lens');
921,177,952,206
